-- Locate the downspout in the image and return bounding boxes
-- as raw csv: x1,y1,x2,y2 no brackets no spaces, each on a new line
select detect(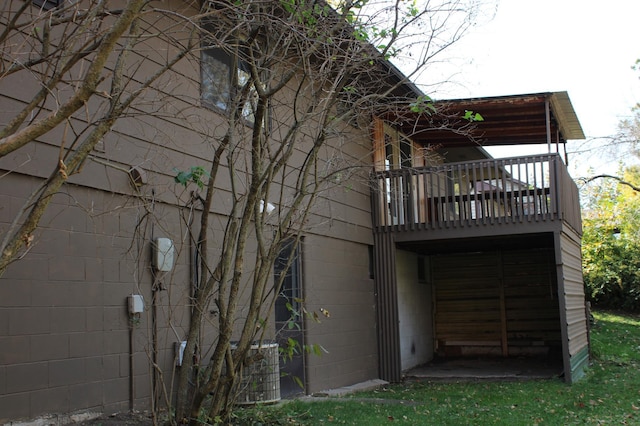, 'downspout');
129,312,135,411
151,275,159,413
149,190,160,420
